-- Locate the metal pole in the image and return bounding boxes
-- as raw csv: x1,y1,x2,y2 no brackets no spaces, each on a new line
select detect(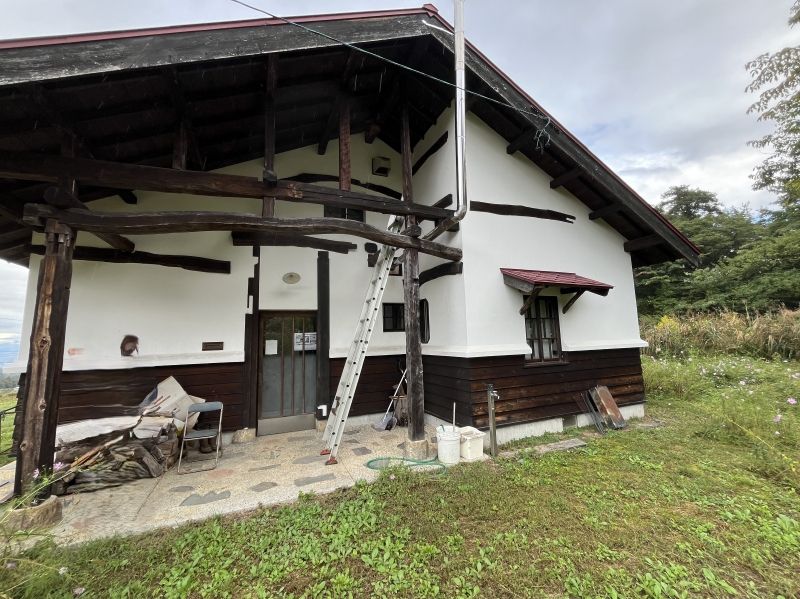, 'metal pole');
487,383,498,458
424,0,469,240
